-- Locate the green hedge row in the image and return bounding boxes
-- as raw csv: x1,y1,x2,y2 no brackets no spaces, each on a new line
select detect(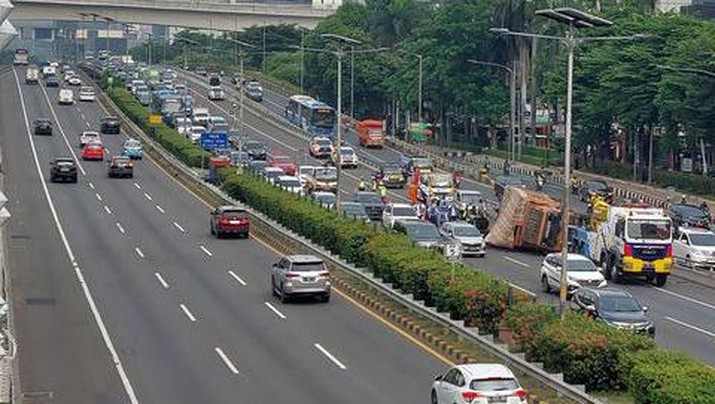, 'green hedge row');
216,169,715,399
104,86,210,168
